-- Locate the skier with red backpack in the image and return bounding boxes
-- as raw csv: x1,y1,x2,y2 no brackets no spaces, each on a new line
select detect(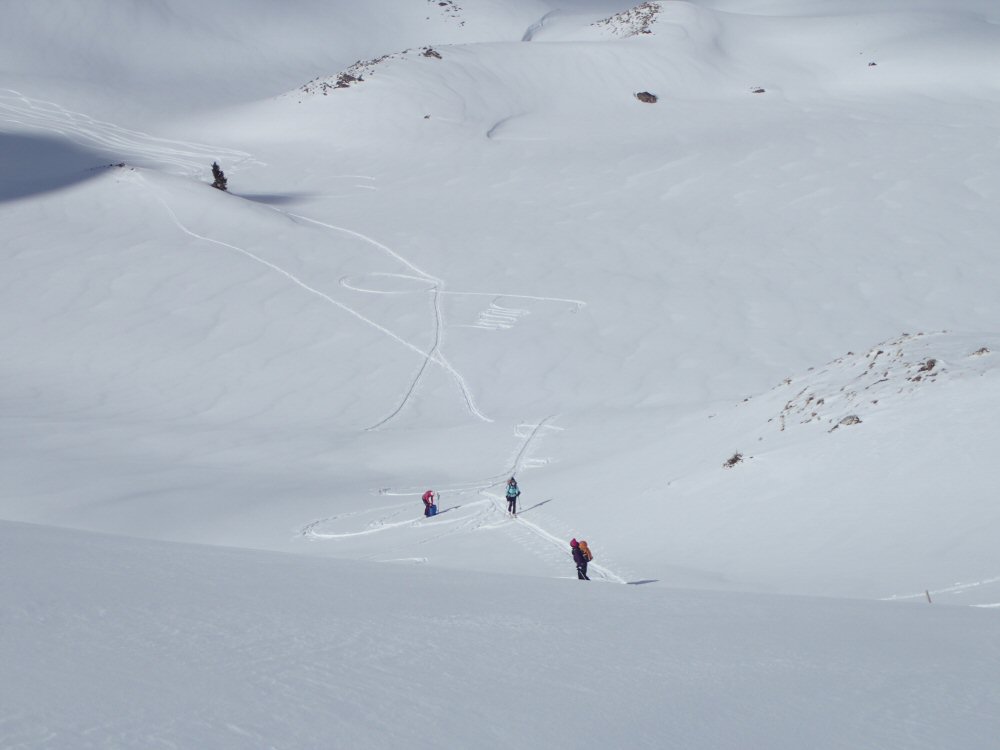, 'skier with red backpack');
570,538,593,580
